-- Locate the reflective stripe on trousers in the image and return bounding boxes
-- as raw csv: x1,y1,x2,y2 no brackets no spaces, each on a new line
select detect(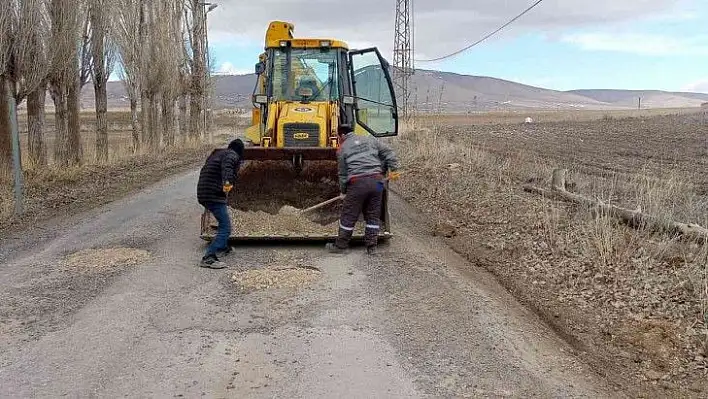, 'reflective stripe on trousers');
334,176,383,248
